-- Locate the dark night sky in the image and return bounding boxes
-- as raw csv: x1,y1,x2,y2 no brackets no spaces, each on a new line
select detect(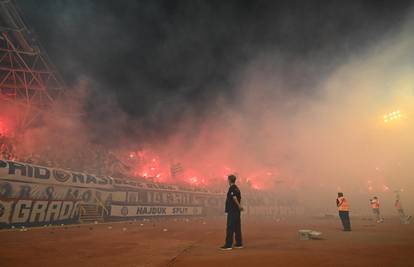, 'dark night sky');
16,0,414,142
